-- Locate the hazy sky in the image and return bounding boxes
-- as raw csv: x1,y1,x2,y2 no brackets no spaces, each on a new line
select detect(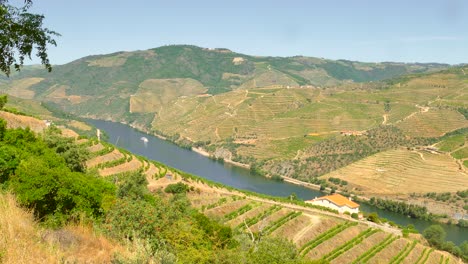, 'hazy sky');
24,0,468,65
